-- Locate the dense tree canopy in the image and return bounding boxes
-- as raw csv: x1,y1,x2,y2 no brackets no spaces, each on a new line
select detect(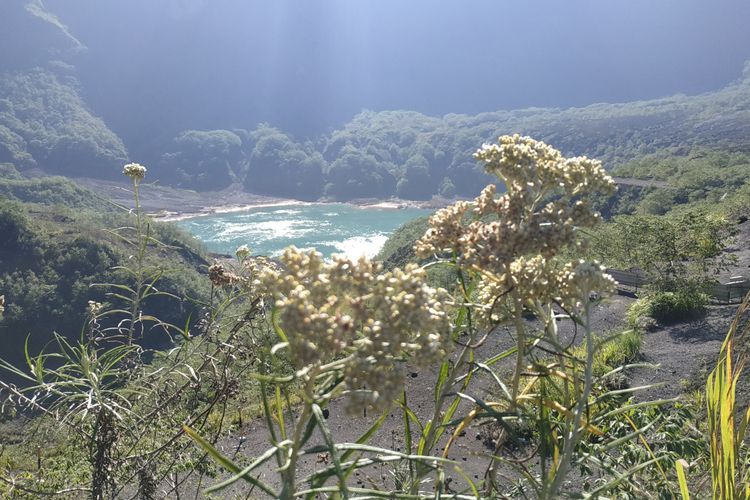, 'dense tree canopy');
324,145,396,199
159,129,244,189
0,68,127,174
2,1,750,202
244,125,325,200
